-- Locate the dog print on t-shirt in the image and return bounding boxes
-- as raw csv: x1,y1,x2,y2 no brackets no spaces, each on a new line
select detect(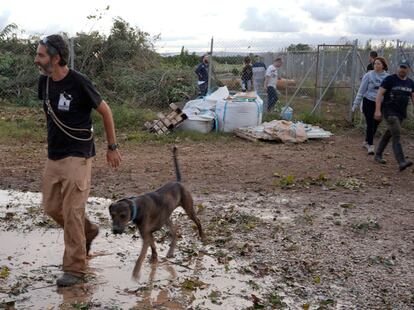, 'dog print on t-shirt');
58,92,73,111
